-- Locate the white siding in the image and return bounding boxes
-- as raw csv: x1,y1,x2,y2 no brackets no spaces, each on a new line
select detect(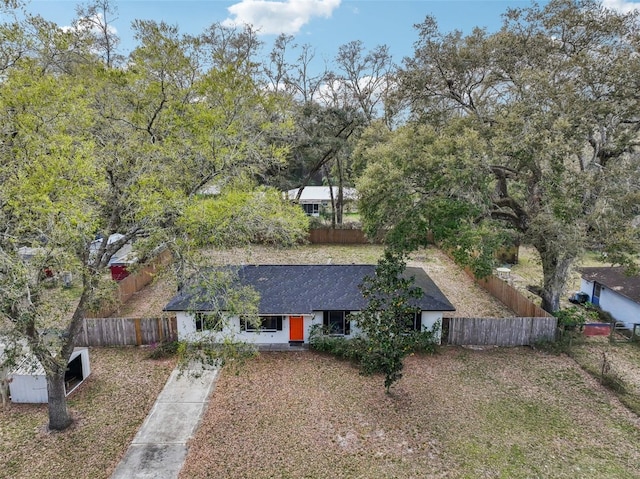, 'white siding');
9,374,48,403
178,310,444,344
179,311,336,343
580,278,640,329
9,348,90,404
178,312,315,344
579,278,593,302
